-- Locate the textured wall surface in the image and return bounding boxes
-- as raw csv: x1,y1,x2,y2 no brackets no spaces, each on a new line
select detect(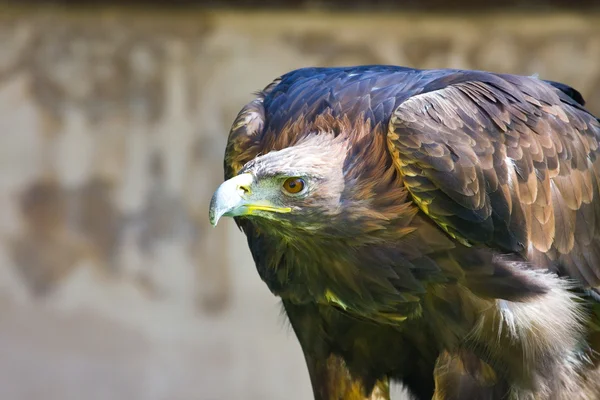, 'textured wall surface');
0,9,599,400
